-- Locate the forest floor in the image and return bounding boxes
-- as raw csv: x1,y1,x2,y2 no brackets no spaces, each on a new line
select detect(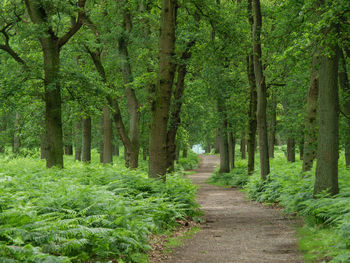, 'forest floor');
151,155,304,263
